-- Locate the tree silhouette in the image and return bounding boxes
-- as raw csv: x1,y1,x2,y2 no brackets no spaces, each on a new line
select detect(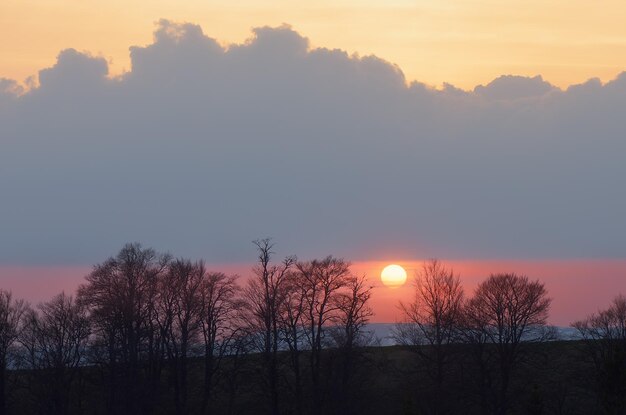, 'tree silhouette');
0,290,26,415
463,273,551,415
394,260,464,415
332,274,373,415
242,239,295,415
278,269,308,415
18,293,90,415
77,242,169,414
573,294,626,414
157,258,205,415
198,270,240,414
296,256,351,414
